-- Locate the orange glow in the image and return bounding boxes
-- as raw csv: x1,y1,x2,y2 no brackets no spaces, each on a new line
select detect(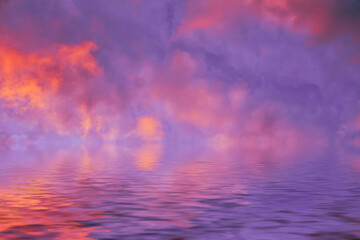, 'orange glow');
0,46,60,111
0,41,102,135
80,105,102,138
136,116,163,141
0,178,108,239
134,116,164,170
135,143,163,170
81,109,92,137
